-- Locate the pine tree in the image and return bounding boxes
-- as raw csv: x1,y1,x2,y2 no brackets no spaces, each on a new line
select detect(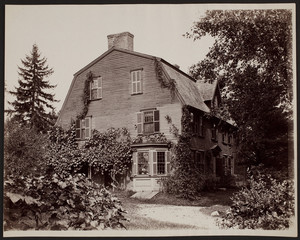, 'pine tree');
9,44,58,132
